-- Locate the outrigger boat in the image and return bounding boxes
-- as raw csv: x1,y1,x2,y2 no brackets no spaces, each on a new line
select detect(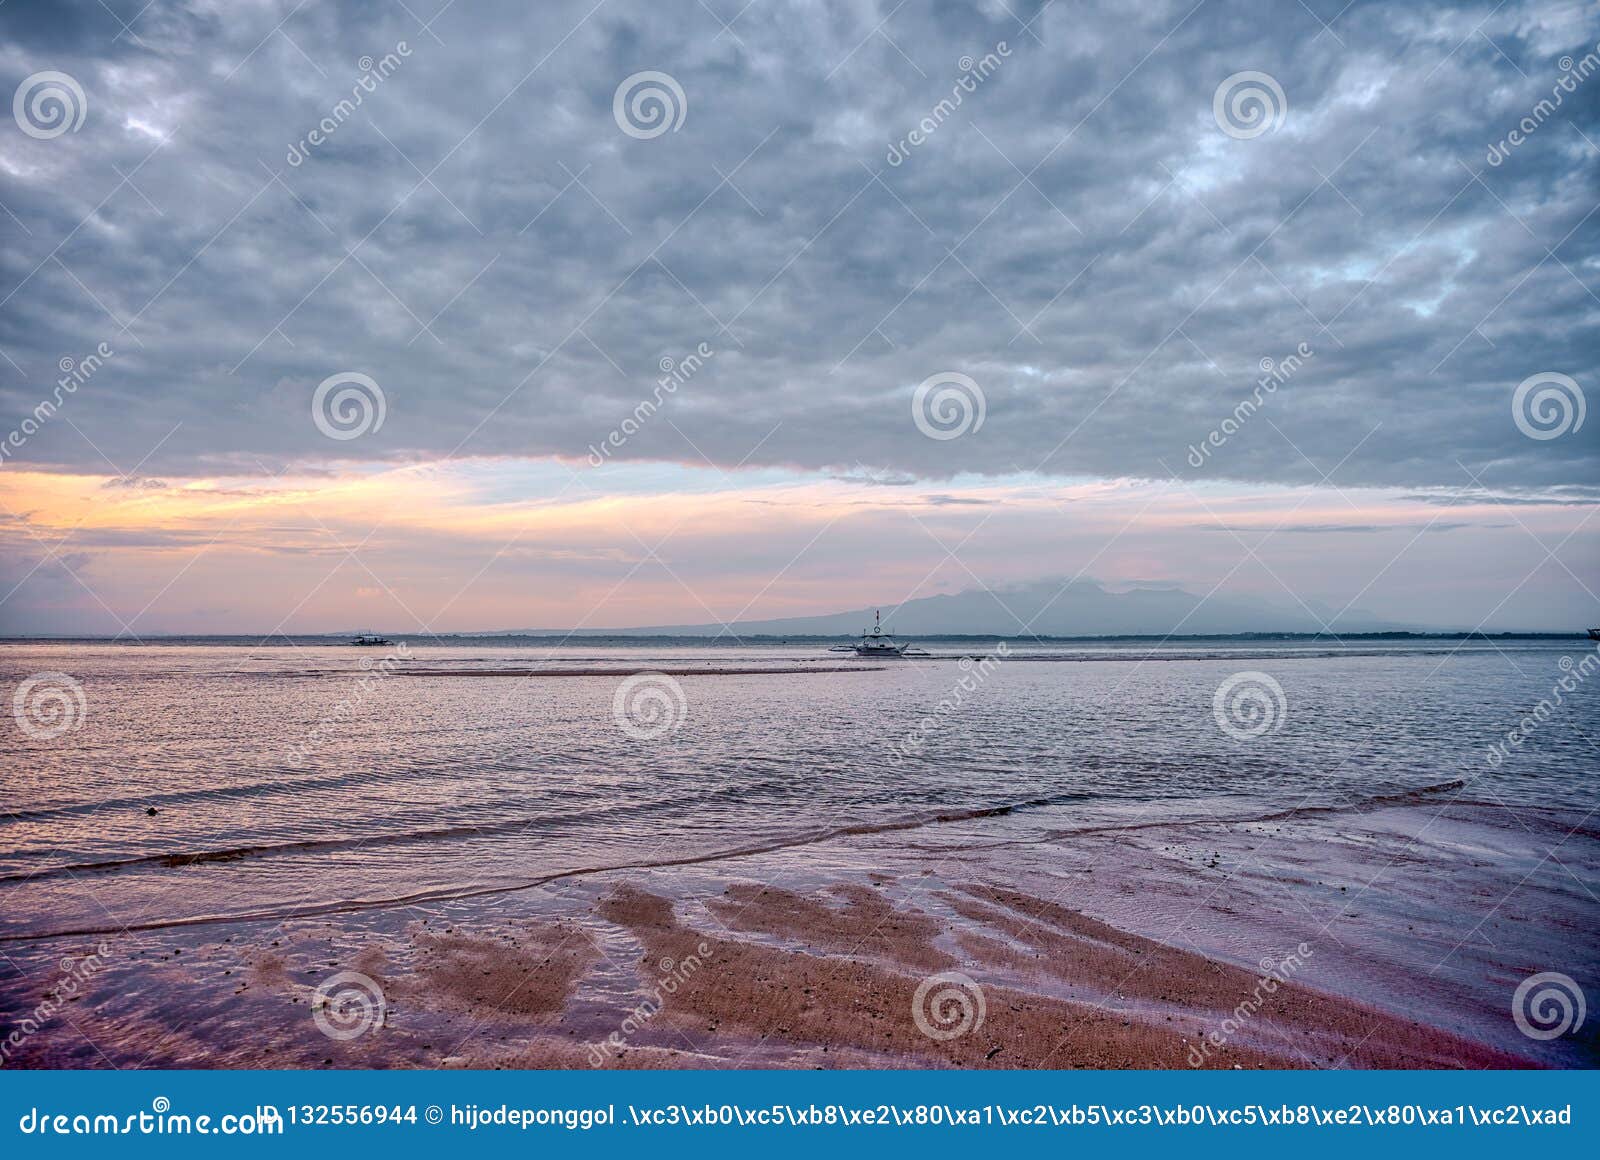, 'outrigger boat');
1589,627,1600,642
349,632,394,646
828,610,930,658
